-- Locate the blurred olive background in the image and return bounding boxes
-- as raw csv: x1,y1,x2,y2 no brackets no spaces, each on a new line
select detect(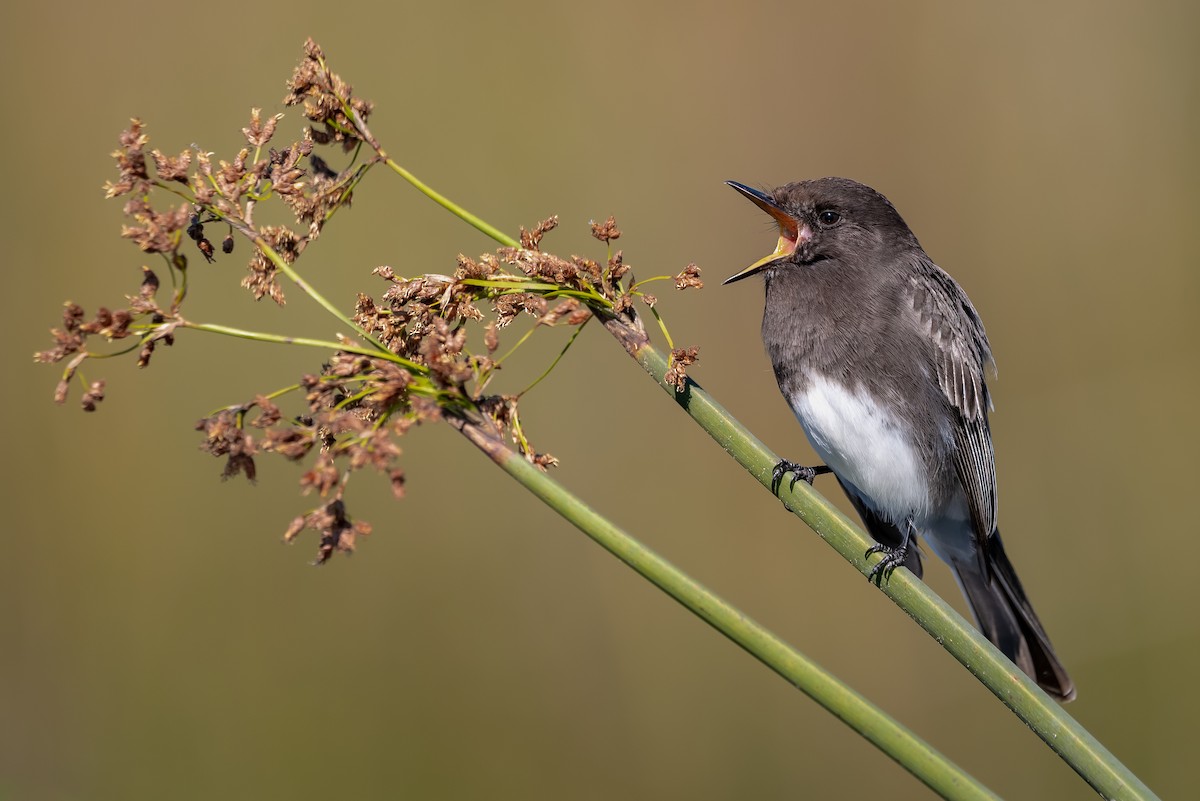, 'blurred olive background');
3,1,1197,799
